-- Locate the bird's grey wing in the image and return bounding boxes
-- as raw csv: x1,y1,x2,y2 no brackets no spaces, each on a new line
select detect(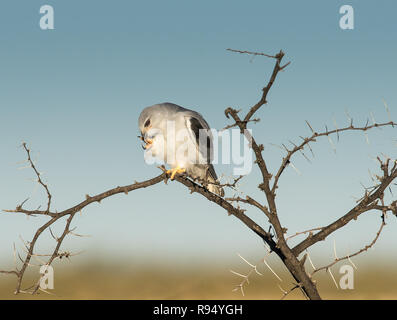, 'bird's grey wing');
184,114,218,180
